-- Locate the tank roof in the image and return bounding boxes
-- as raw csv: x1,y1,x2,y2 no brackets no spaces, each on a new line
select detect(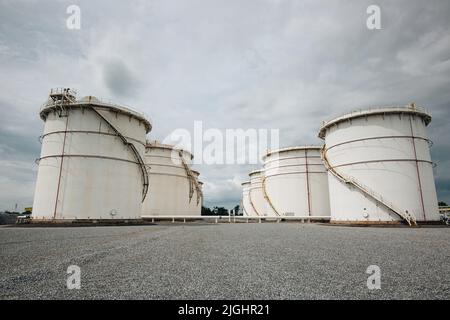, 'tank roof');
39,90,152,133
263,145,323,159
146,141,194,159
318,104,432,139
